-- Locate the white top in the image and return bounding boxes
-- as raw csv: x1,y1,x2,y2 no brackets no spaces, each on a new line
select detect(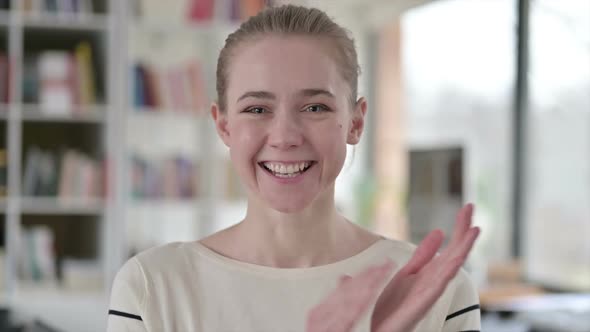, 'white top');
107,239,481,332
